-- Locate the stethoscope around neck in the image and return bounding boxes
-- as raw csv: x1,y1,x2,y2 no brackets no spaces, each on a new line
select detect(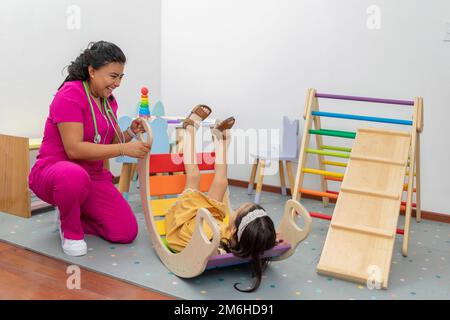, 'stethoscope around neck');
82,81,123,144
